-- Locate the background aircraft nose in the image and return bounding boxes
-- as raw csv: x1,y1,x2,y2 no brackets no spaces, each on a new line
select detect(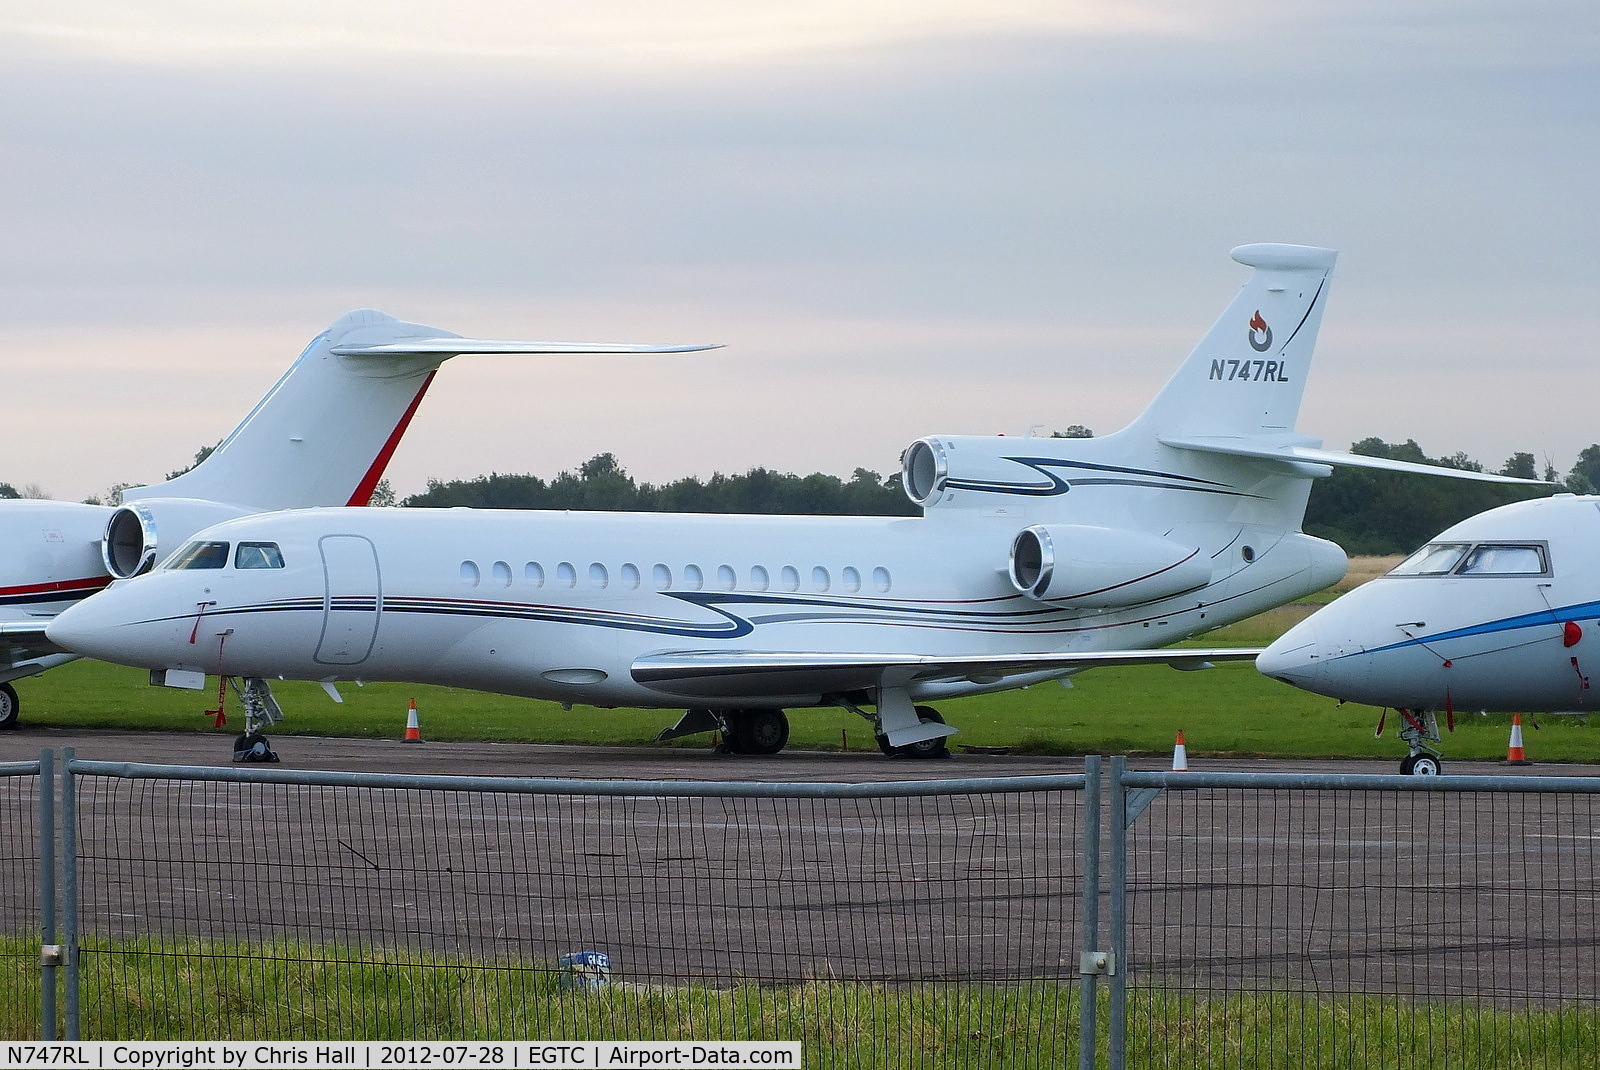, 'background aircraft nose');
1256,623,1323,686
45,589,131,662
45,602,99,655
